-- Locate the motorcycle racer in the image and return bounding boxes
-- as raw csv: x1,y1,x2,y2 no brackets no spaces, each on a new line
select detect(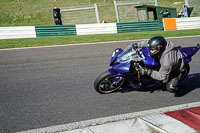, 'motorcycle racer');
134,36,186,93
